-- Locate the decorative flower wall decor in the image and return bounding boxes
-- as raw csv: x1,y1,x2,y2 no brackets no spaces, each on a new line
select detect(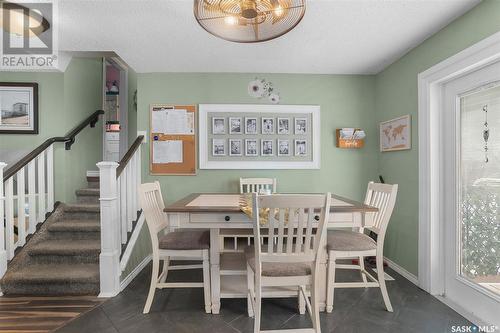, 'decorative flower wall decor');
248,78,281,104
